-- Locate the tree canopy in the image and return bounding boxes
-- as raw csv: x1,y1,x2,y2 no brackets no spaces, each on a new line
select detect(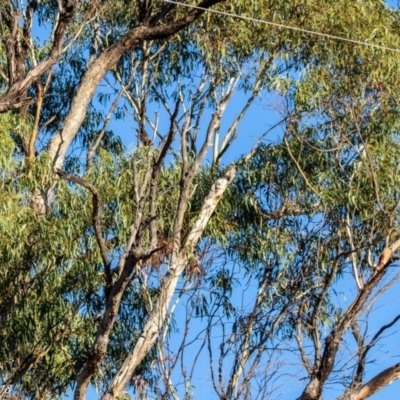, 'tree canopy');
1,0,400,399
